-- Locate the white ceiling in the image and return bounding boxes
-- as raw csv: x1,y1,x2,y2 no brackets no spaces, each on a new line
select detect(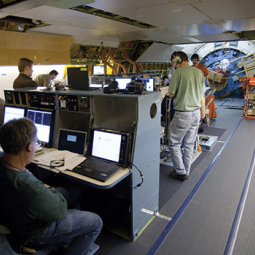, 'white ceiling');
0,0,255,47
